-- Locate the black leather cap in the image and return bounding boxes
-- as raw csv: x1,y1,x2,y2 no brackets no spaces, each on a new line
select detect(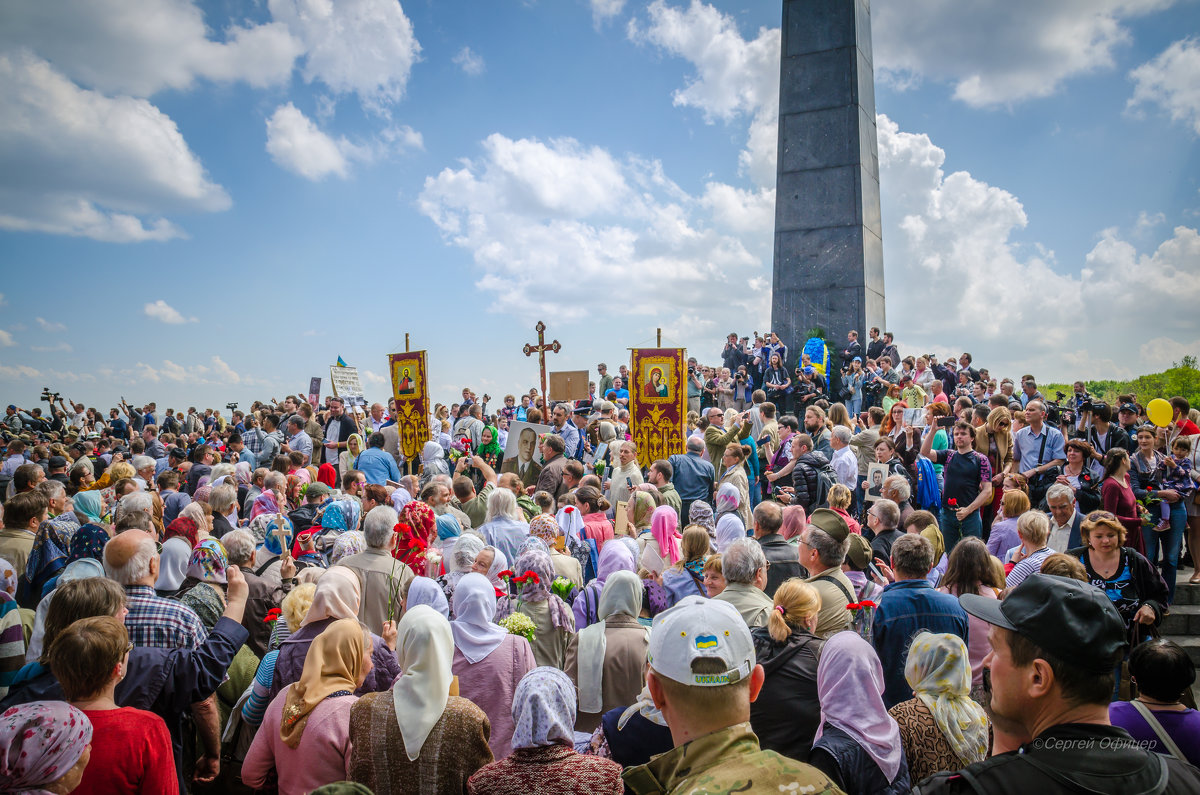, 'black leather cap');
960,573,1127,673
